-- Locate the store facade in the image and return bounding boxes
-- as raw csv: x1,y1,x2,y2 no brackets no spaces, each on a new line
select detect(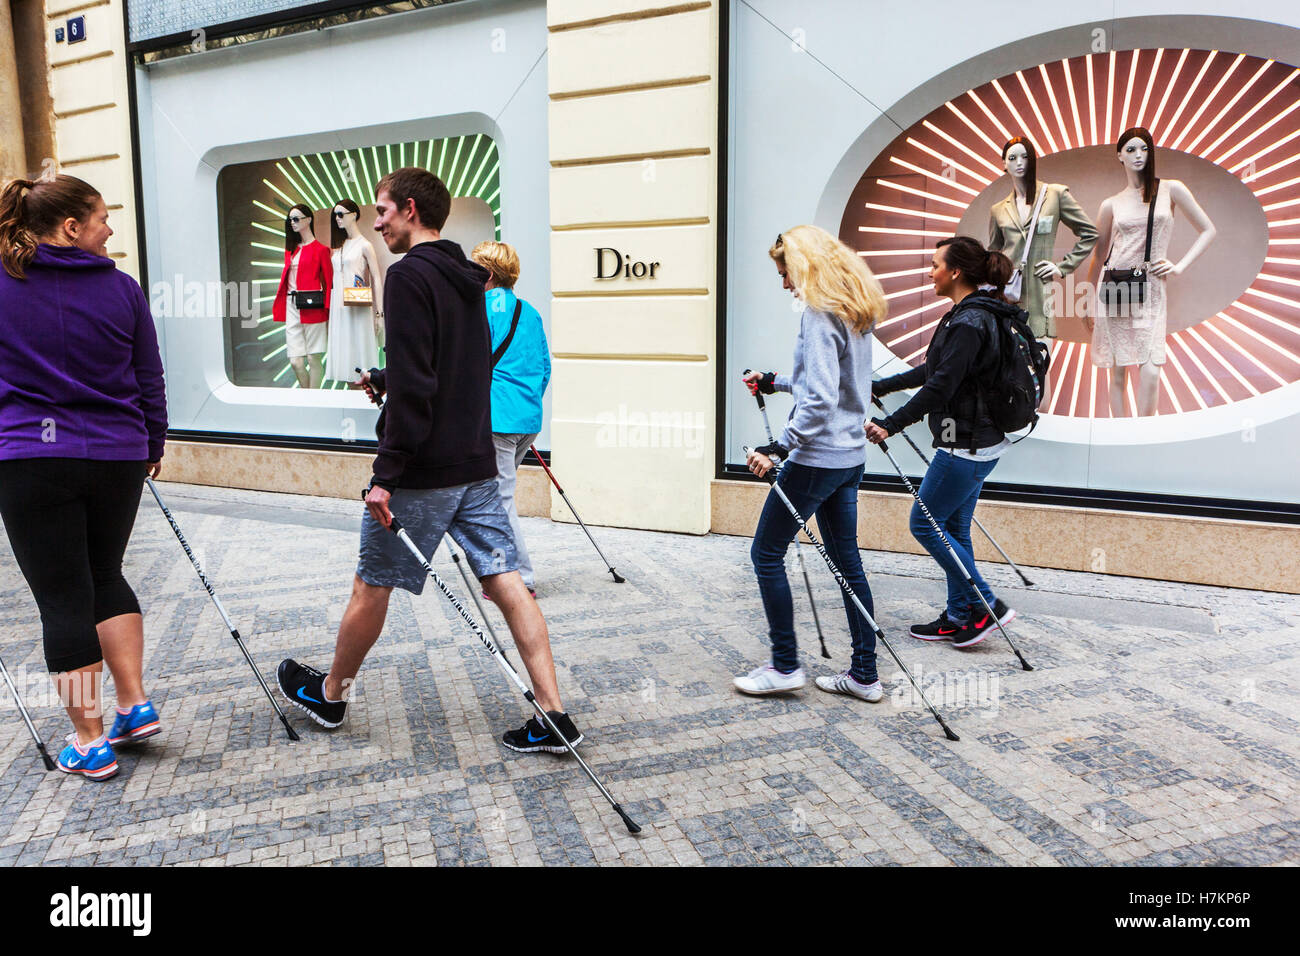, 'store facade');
40,0,1298,590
